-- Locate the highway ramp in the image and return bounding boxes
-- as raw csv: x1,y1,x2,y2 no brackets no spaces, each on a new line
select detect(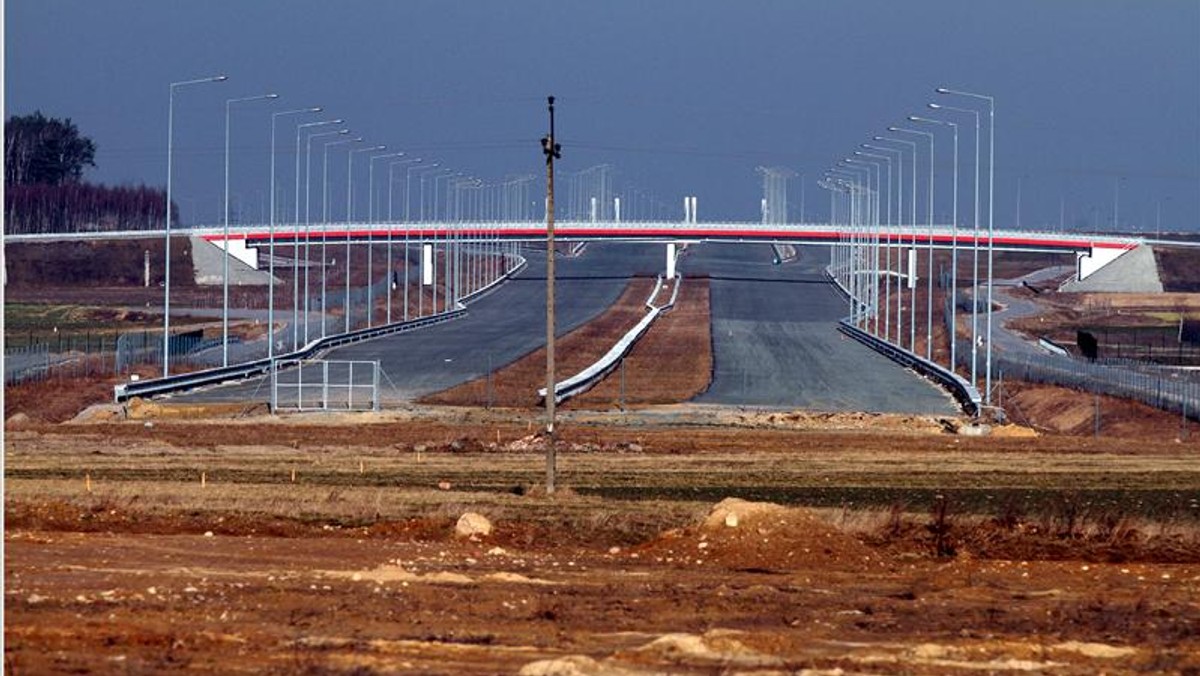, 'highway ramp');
687,243,958,414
